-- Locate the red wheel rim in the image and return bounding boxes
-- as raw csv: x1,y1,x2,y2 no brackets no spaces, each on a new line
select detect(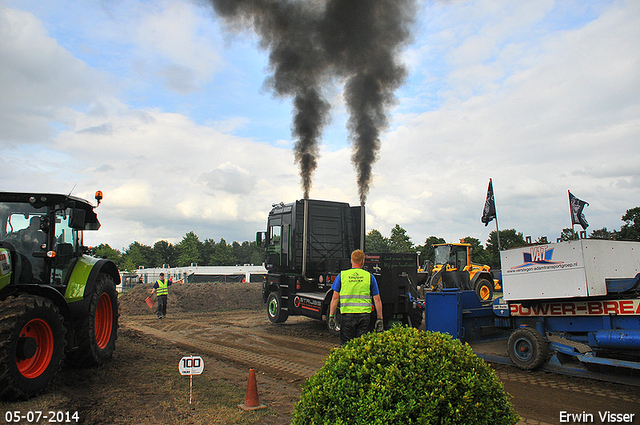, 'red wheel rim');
16,319,54,379
95,293,113,349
